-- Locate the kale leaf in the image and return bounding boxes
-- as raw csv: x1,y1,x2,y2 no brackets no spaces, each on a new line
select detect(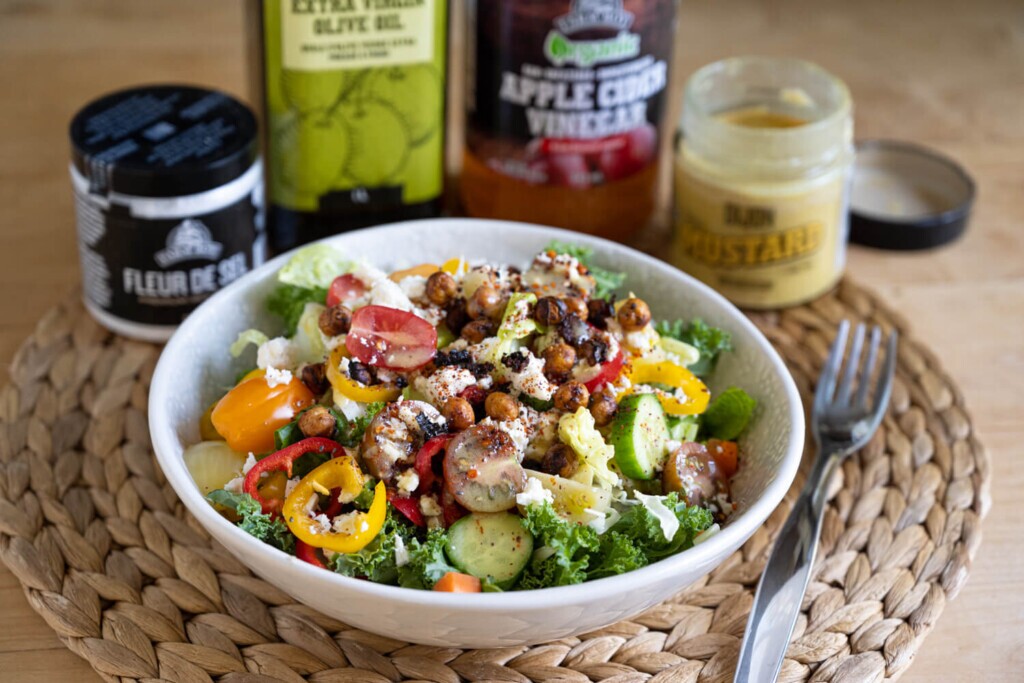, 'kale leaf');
206,489,295,554
654,318,732,376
